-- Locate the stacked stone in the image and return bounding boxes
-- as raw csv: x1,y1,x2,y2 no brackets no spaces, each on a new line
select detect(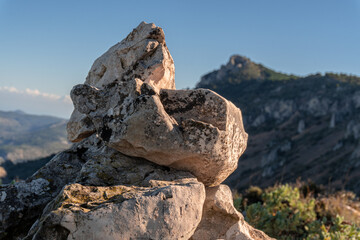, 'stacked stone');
0,22,272,240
